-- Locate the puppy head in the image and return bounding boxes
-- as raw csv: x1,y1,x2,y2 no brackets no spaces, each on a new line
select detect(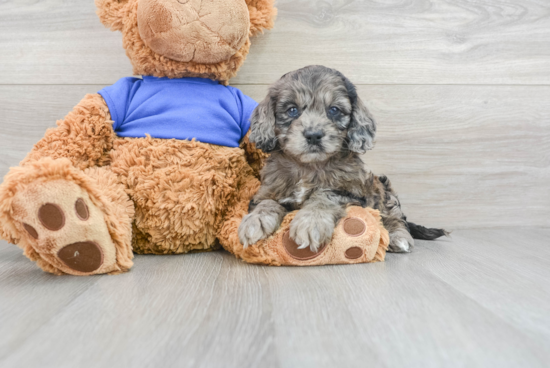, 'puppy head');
250,65,376,163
